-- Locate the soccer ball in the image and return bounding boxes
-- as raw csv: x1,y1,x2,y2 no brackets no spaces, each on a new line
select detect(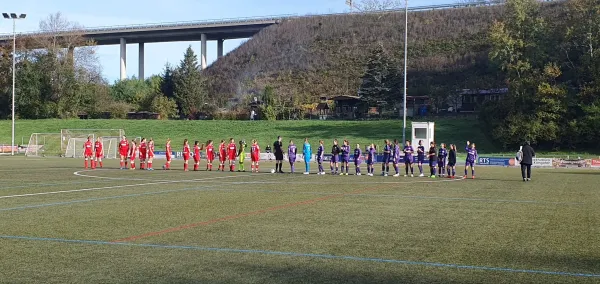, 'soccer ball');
271,169,276,174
